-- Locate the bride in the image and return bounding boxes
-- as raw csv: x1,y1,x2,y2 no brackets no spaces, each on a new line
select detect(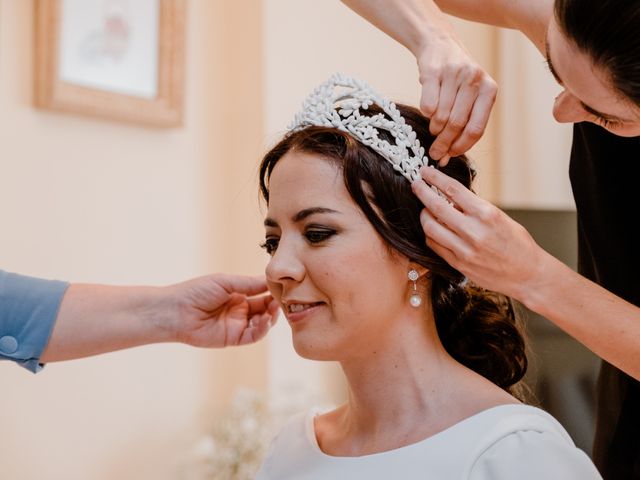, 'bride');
255,74,601,479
